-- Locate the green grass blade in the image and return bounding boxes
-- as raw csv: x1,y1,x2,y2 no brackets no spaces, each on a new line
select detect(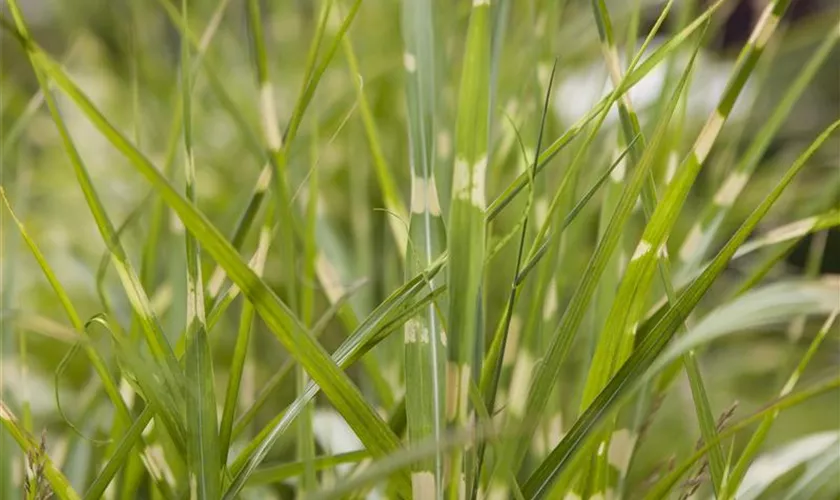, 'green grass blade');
298,118,320,492
402,0,448,495
90,267,364,497
734,210,840,260
218,296,258,467
224,263,447,496
447,0,492,494
246,0,300,321
582,0,725,492
581,1,798,492
0,188,134,430
246,451,369,486
83,406,153,500
309,427,484,500
476,60,557,499
485,0,727,223
230,279,366,439
180,1,220,497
